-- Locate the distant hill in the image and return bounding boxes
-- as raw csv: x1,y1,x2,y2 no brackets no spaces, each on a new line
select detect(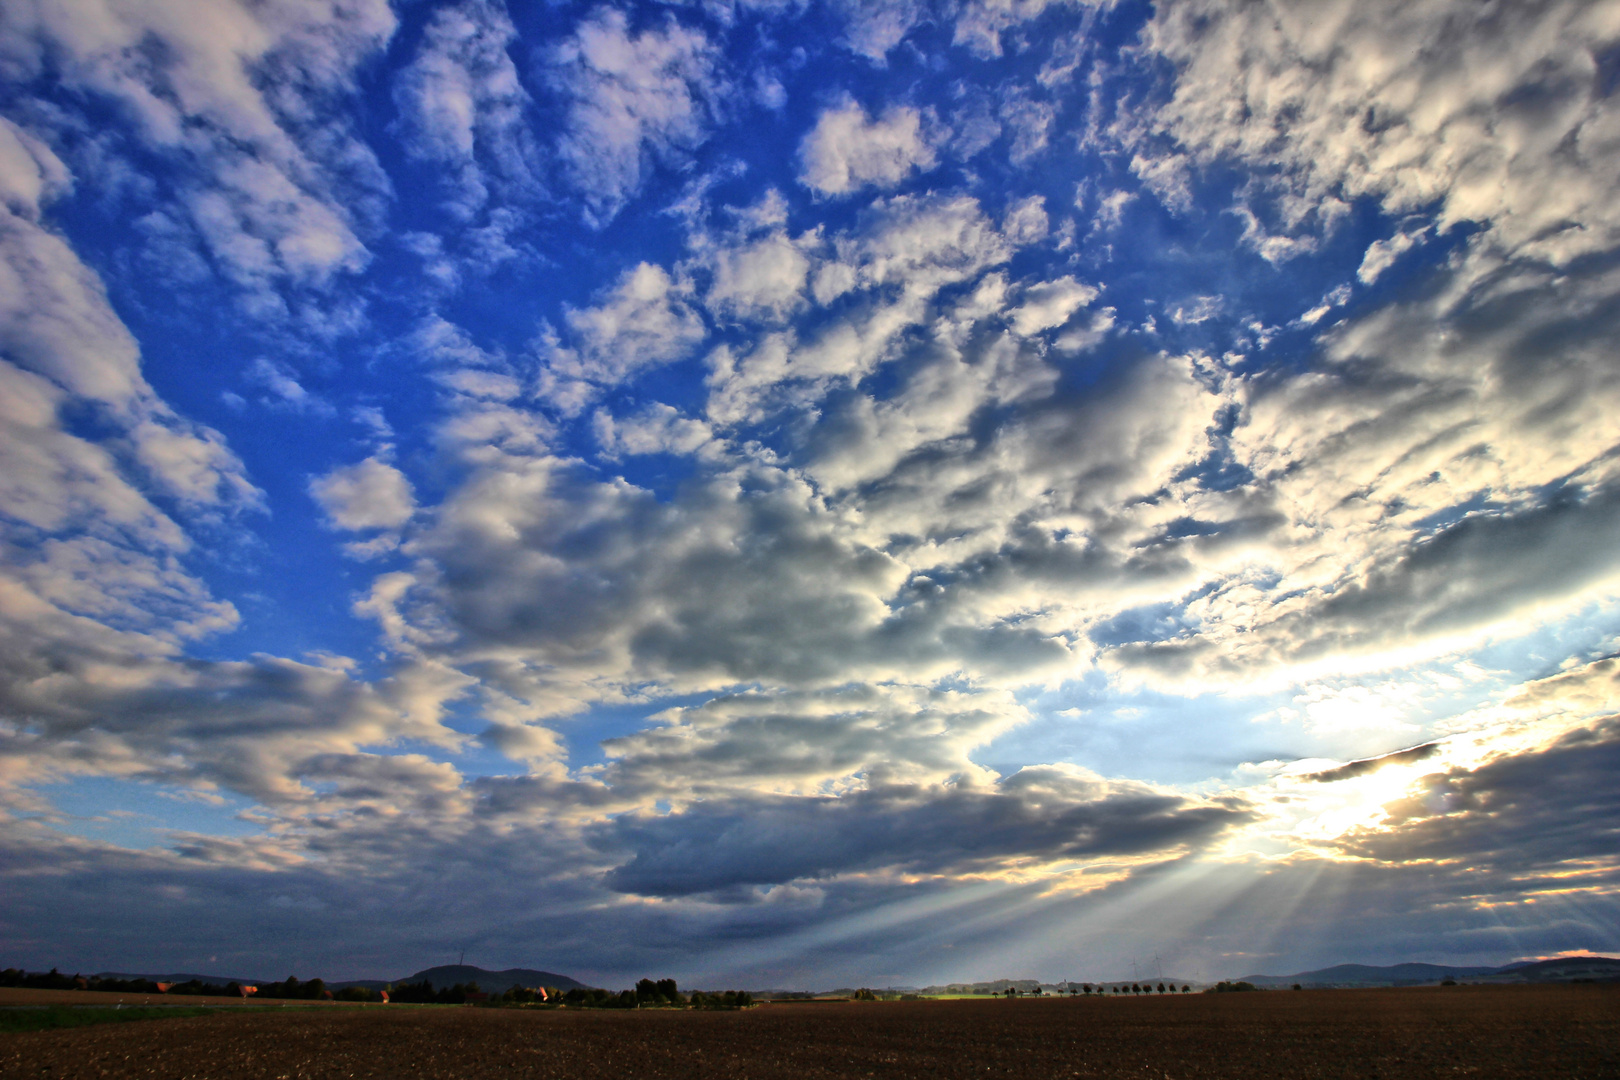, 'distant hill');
1239,956,1620,987
1487,956,1620,982
89,964,593,993
96,971,265,986
395,965,592,993
1239,963,1496,987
